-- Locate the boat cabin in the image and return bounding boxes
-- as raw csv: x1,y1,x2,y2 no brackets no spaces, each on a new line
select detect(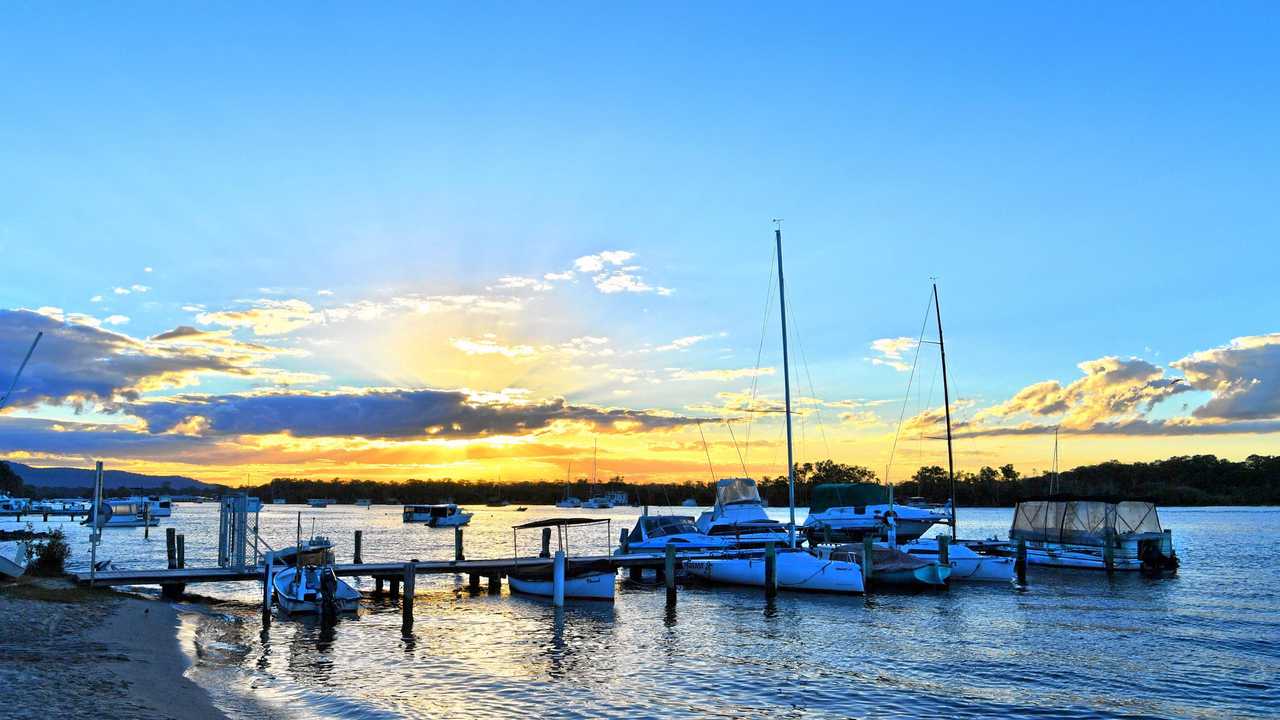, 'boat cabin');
1009,495,1177,571
403,503,462,523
